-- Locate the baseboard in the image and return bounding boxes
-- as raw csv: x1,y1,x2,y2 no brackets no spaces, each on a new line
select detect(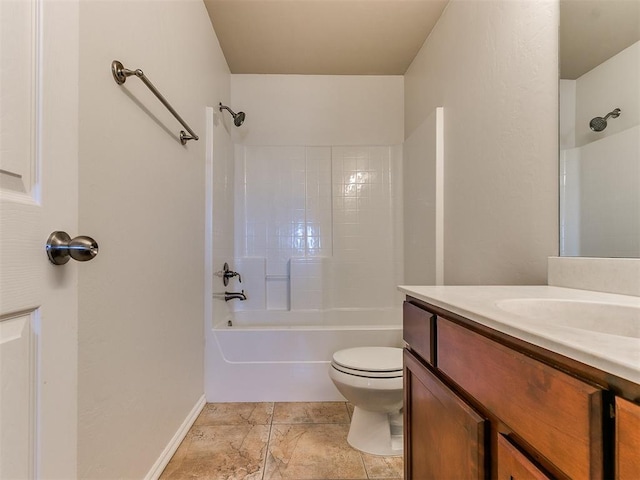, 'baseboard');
144,394,206,480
